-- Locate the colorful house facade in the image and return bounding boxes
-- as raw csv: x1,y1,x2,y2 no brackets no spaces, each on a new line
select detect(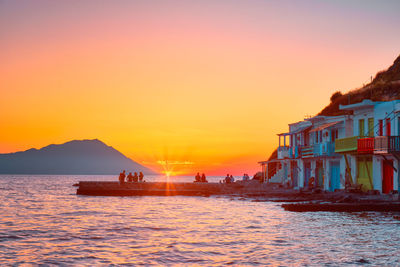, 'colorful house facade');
260,115,348,191
260,99,400,194
337,99,400,193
